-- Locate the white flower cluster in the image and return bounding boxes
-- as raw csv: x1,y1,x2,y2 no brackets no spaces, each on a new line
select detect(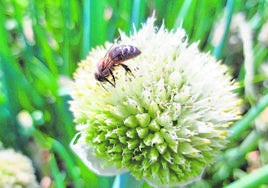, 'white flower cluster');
70,16,241,186
0,149,39,188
